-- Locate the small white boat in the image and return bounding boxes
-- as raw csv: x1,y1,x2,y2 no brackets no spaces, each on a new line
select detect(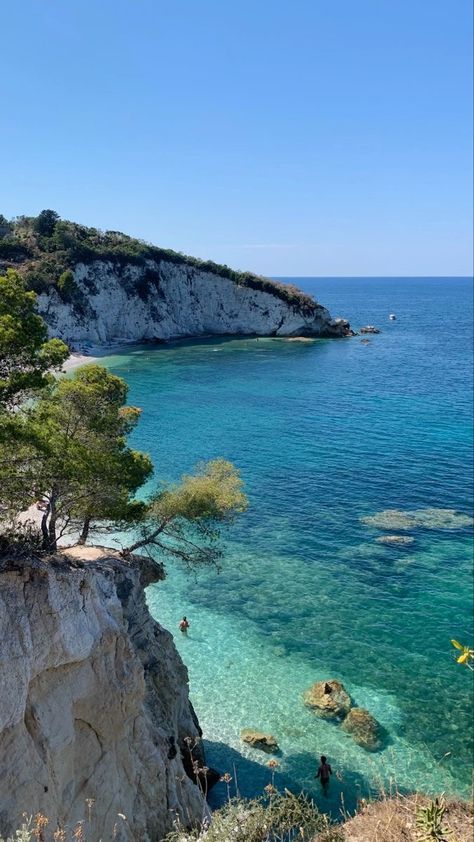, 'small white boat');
389,314,396,320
